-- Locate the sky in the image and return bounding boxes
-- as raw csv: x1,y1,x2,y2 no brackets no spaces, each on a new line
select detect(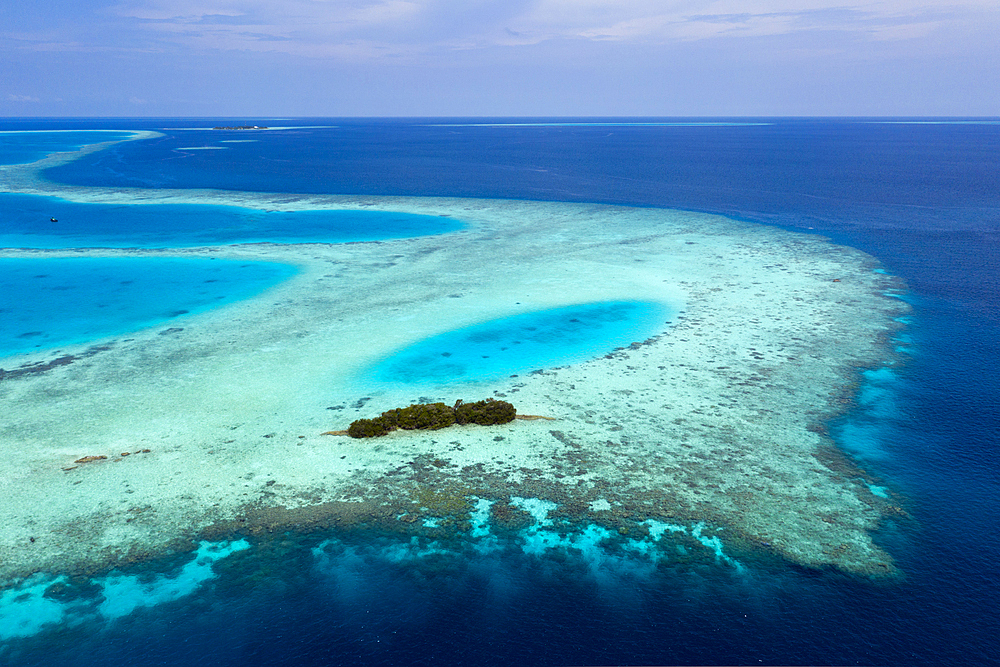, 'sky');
2,0,999,116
